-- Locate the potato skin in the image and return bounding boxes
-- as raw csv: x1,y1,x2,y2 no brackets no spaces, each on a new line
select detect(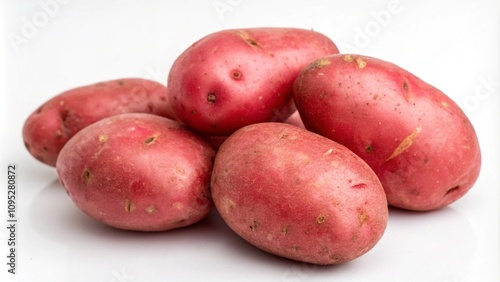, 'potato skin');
293,54,481,211
211,122,388,265
23,78,174,167
56,113,215,231
167,28,339,135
